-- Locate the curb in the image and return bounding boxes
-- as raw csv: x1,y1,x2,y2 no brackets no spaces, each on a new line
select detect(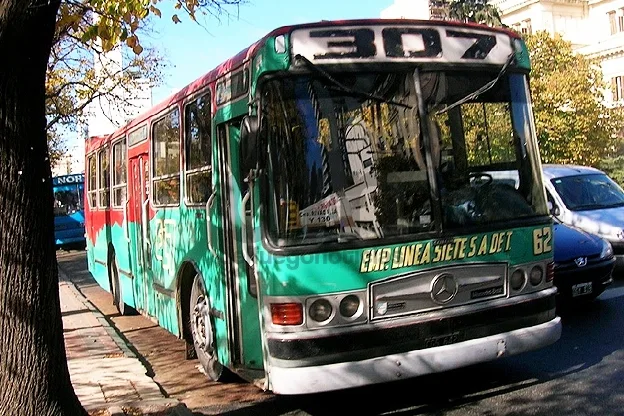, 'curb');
108,399,193,416
58,266,191,416
58,267,136,358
